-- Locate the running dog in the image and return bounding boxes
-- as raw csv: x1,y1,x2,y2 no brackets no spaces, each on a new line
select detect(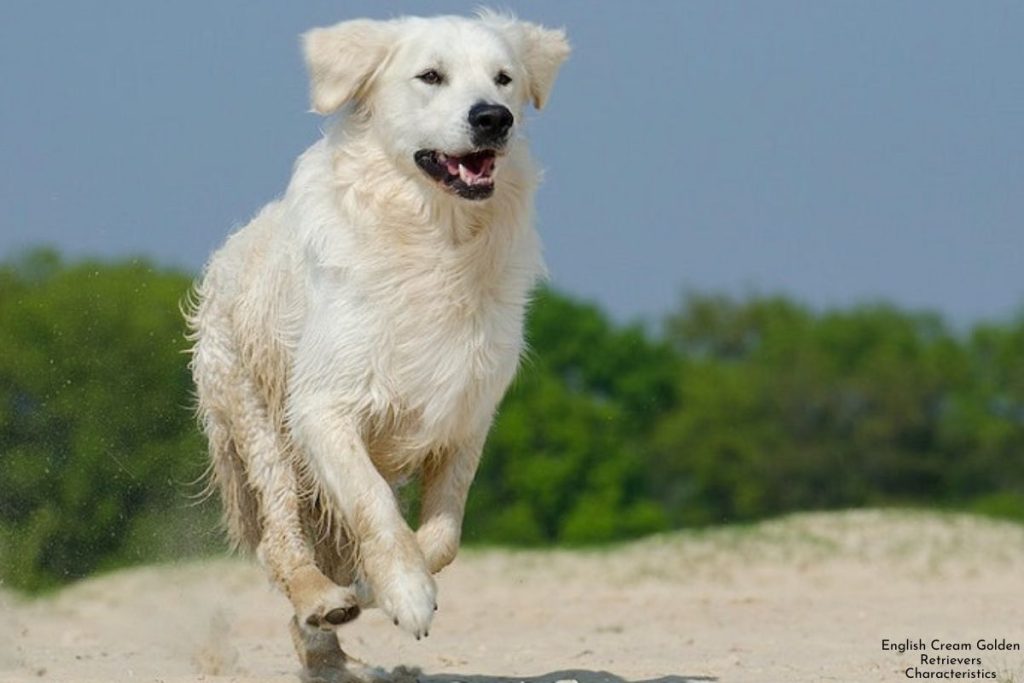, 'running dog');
187,11,568,675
